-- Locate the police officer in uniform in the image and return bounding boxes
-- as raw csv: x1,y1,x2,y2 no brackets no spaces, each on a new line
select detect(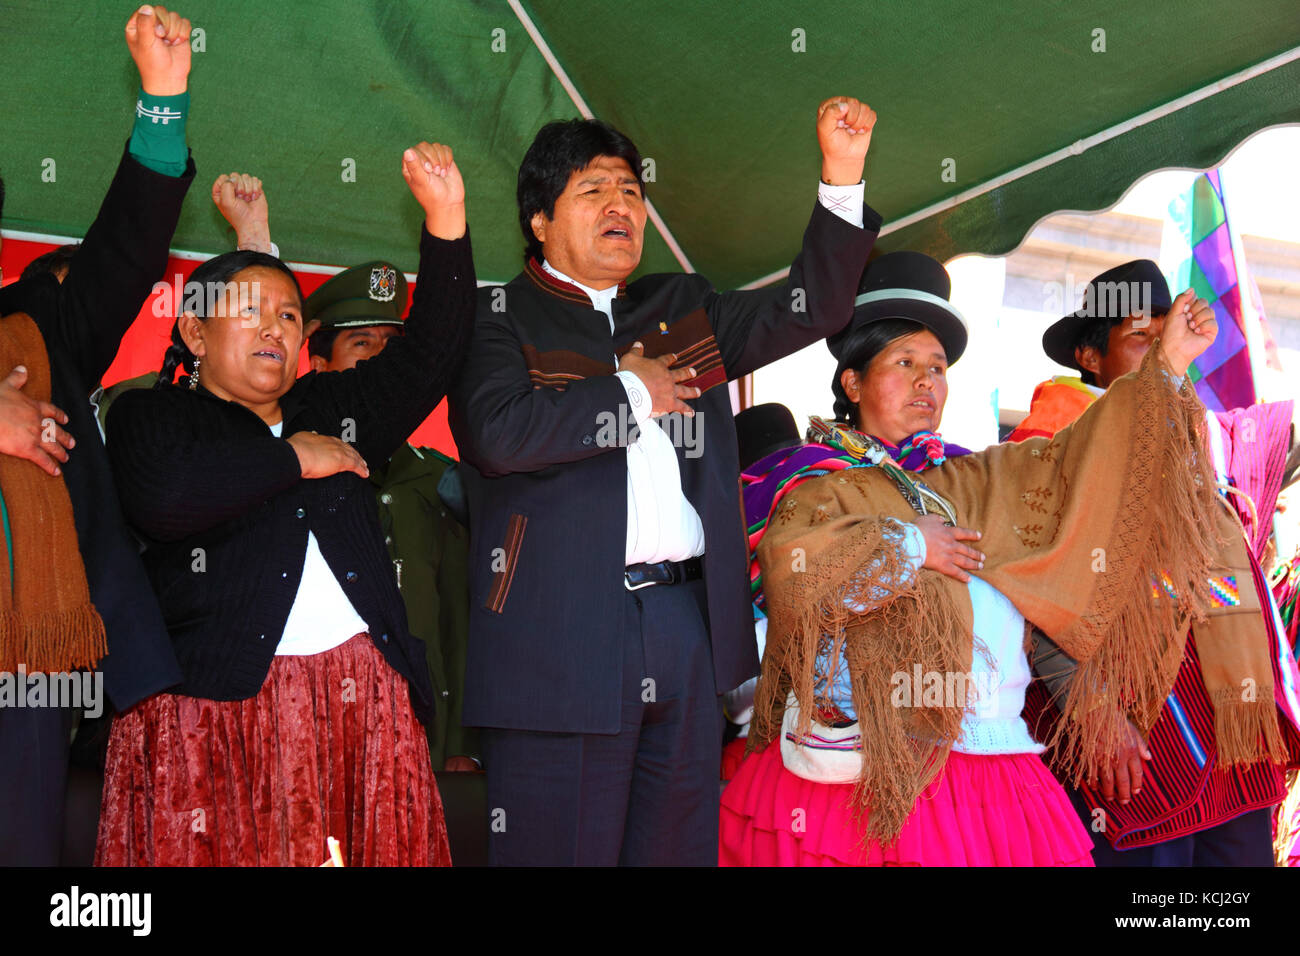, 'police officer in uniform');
305,261,478,772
